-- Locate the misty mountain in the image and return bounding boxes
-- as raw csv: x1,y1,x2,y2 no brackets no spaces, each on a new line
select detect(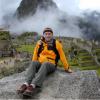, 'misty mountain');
16,0,58,18
2,0,100,41
78,11,100,41
14,0,82,38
